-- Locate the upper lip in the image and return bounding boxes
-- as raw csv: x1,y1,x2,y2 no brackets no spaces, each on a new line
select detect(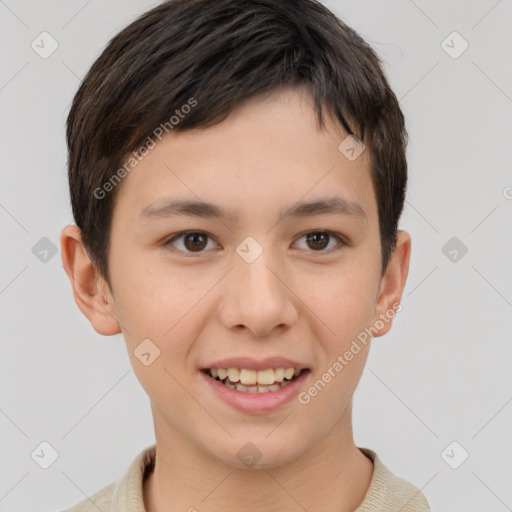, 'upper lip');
201,357,310,371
